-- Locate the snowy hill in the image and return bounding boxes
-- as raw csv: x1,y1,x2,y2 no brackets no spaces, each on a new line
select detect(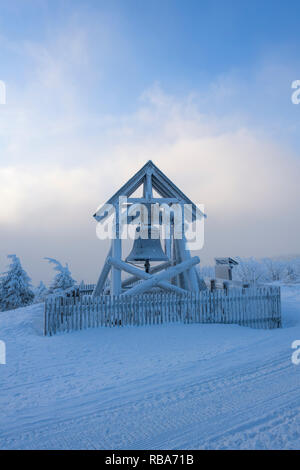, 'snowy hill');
0,285,300,449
